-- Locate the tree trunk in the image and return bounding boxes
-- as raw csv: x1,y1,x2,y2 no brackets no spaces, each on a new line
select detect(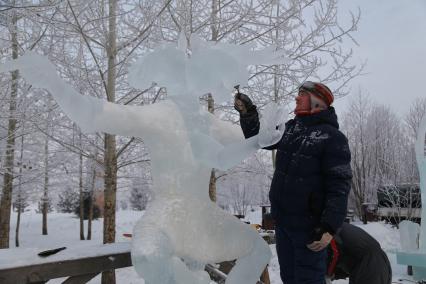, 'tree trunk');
79,132,85,240
207,94,217,202
209,169,217,202
15,206,21,247
271,2,279,172
210,0,219,41
102,140,117,284
15,131,25,247
102,0,117,283
87,192,93,240
87,159,96,240
42,132,49,235
0,13,19,249
208,0,220,203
